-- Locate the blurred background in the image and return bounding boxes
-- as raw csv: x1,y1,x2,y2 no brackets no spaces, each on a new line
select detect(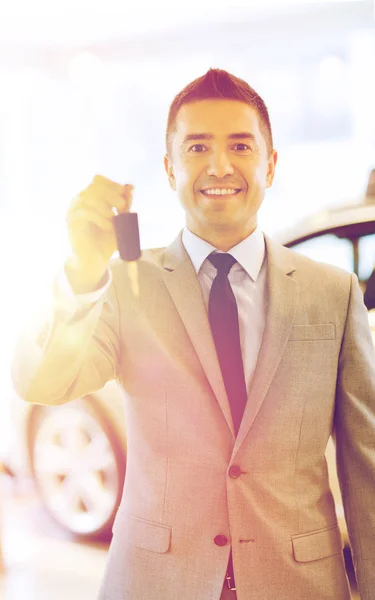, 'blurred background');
0,1,374,598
